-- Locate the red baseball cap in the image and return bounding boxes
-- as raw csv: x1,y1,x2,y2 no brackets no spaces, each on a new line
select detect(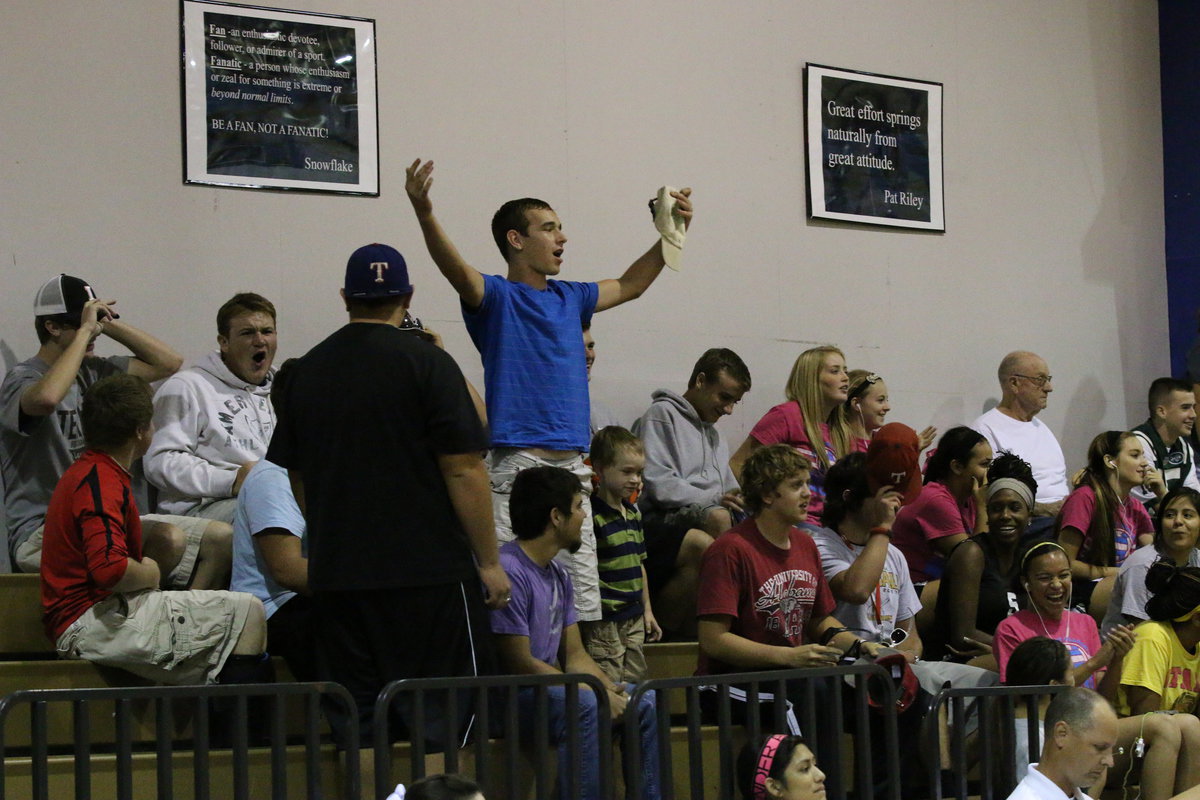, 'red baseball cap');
867,651,920,714
865,423,922,505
